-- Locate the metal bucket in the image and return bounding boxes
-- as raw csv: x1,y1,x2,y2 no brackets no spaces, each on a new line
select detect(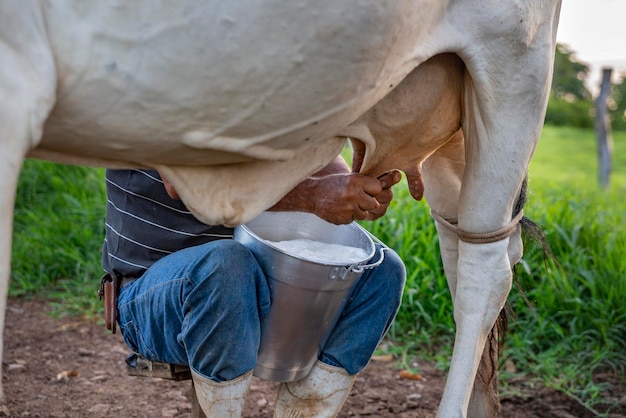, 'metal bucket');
233,211,385,382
